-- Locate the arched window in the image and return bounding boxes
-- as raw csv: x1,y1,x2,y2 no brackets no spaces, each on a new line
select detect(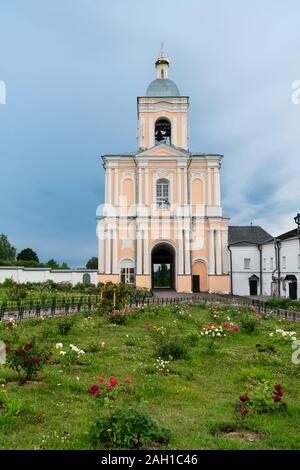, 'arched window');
120,258,135,285
155,118,171,145
83,273,91,285
156,179,170,209
161,69,164,78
